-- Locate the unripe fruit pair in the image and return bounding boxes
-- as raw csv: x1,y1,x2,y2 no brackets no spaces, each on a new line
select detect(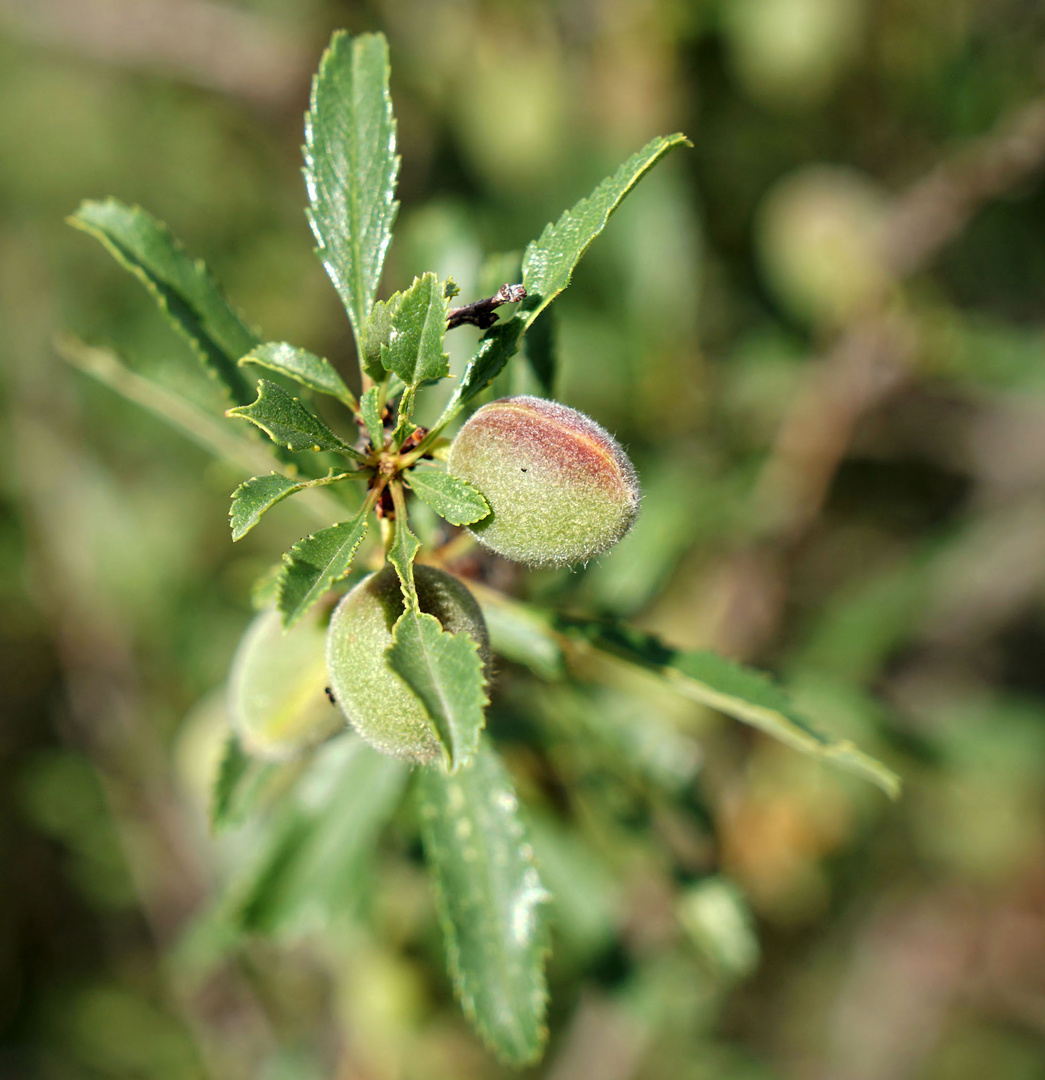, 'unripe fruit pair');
447,395,640,567
326,396,639,764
